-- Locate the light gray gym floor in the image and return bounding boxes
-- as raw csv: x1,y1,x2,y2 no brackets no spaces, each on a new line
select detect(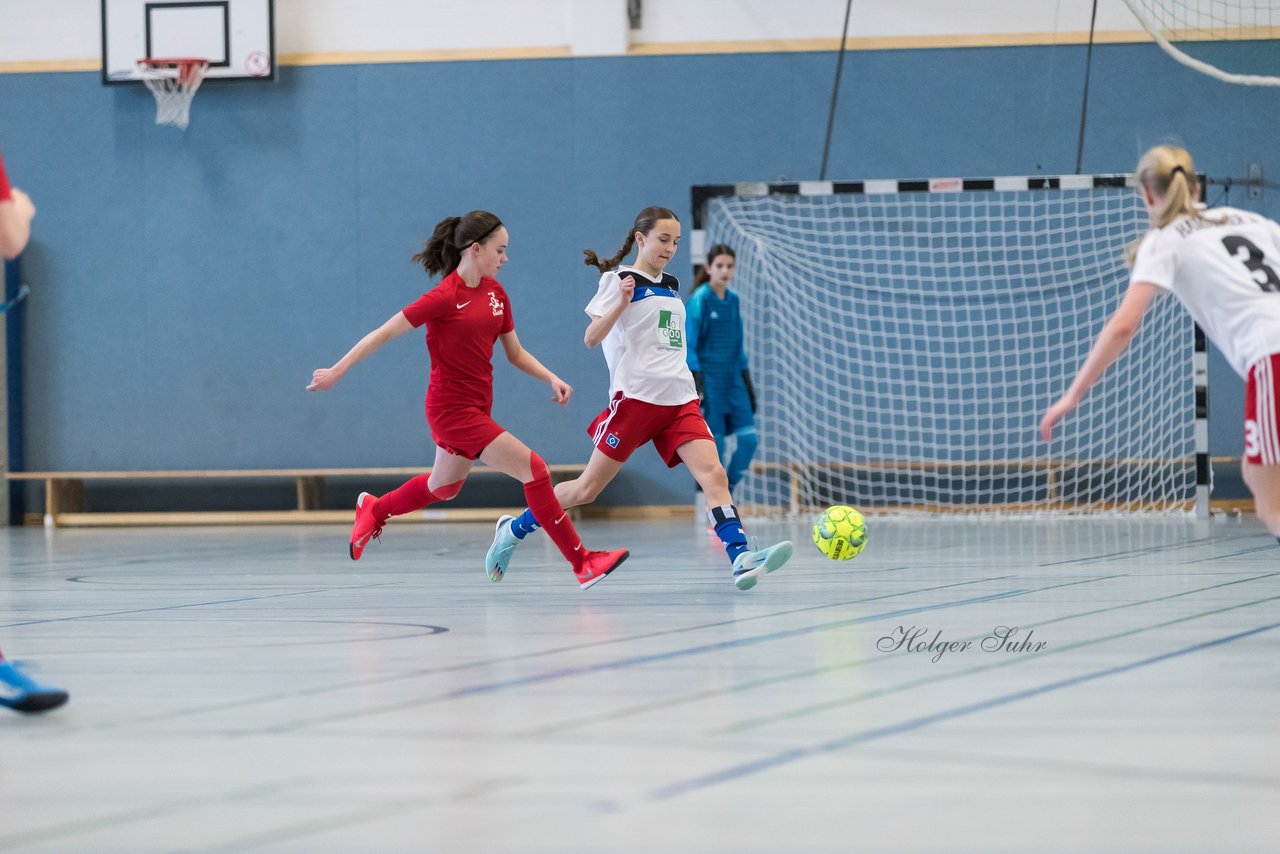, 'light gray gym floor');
1,515,1277,852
